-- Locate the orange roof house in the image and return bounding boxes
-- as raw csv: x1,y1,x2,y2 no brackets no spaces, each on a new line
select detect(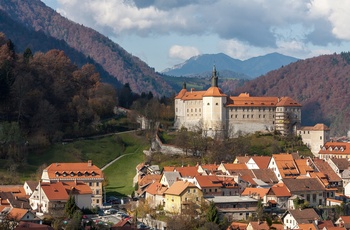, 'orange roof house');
319,142,350,159
268,154,299,180
7,208,36,222
294,158,314,175
241,187,269,200
41,160,104,207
